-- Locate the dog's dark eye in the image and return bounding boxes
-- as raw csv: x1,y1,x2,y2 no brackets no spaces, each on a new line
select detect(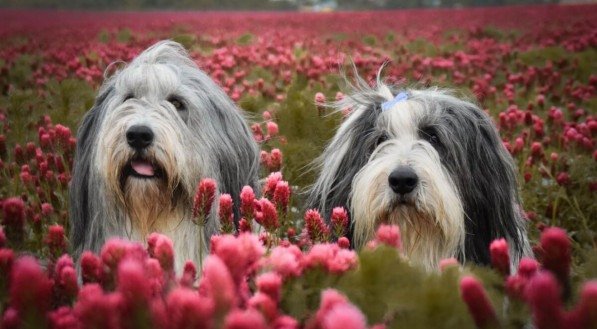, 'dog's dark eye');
420,127,440,146
168,97,185,111
376,133,389,146
124,94,134,102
